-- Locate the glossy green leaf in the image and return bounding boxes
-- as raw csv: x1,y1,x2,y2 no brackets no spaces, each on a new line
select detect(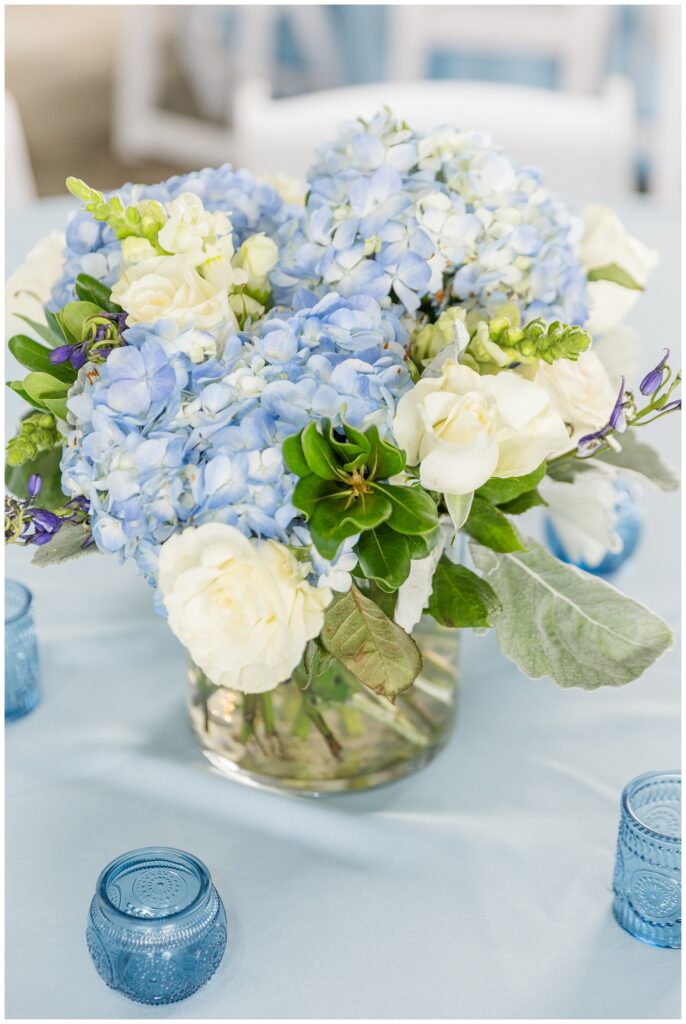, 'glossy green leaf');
300,421,345,480
7,380,49,410
45,309,67,344
463,496,524,552
321,585,422,701
14,313,62,347
357,524,411,591
499,489,547,515
8,335,76,384
5,446,67,509
57,301,101,343
363,425,406,480
292,475,341,518
406,526,440,560
282,432,311,477
371,482,438,534
476,464,546,505
22,371,69,404
427,557,501,629
74,273,123,312
324,421,367,460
